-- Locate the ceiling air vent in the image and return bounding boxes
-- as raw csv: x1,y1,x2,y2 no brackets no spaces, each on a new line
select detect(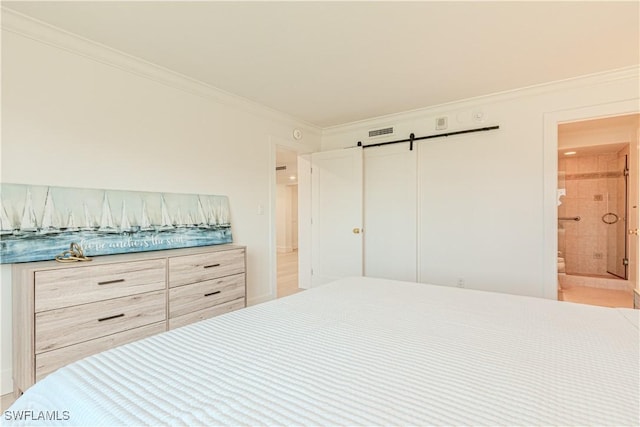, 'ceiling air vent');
368,126,394,138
